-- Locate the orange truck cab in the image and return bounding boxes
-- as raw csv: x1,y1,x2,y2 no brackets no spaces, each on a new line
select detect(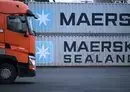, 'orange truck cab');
0,0,36,83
